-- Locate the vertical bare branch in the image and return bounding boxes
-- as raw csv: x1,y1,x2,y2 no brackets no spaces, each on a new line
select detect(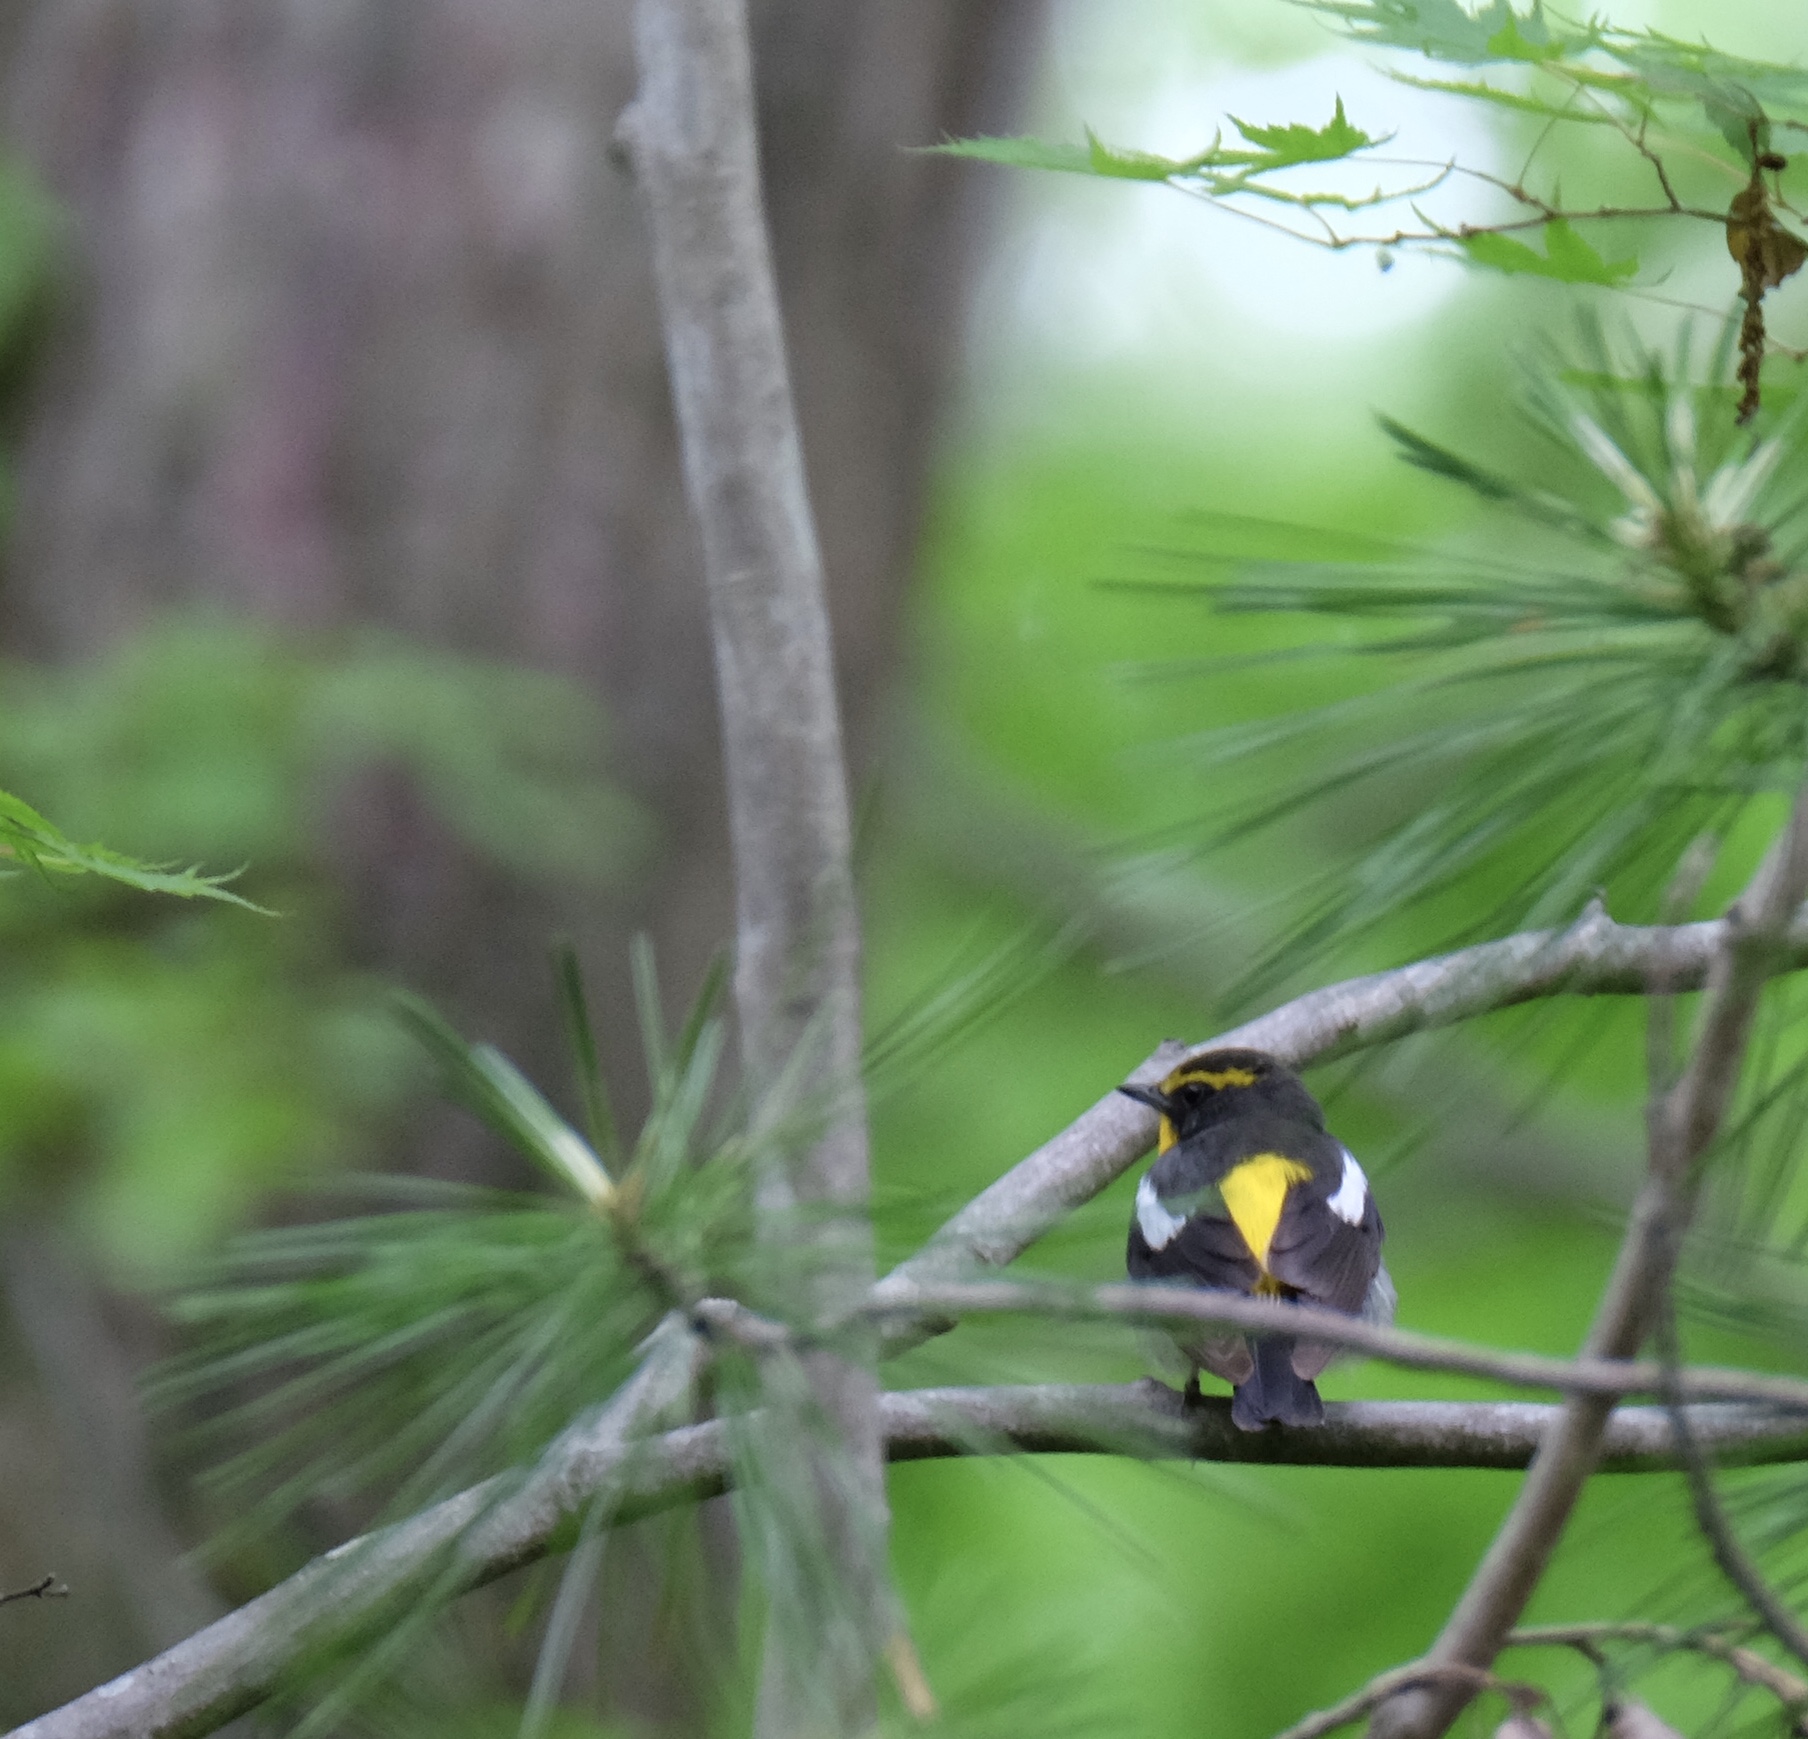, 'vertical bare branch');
1655,1293,1808,1665
622,4,886,1732
1369,792,1808,1739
